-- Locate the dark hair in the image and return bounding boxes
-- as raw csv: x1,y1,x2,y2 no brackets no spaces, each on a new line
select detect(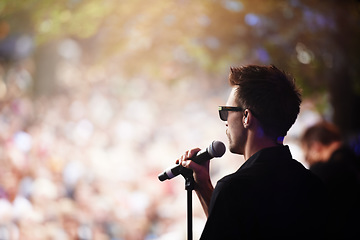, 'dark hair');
229,65,302,138
301,121,341,148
